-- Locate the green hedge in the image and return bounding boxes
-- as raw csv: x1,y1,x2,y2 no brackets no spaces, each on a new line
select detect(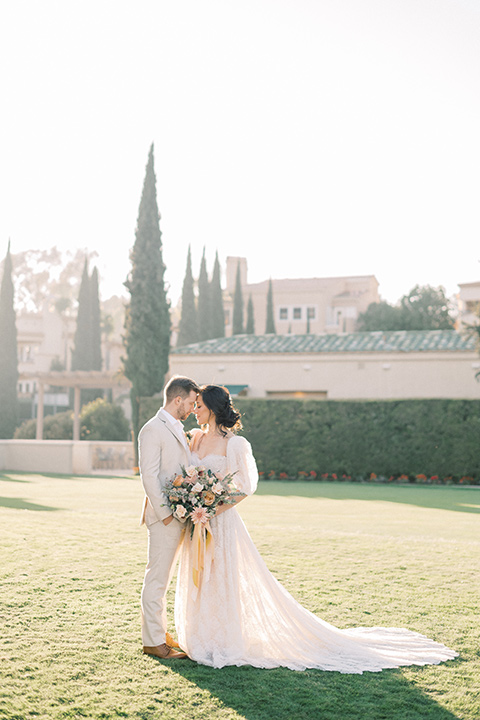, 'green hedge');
138,397,480,485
